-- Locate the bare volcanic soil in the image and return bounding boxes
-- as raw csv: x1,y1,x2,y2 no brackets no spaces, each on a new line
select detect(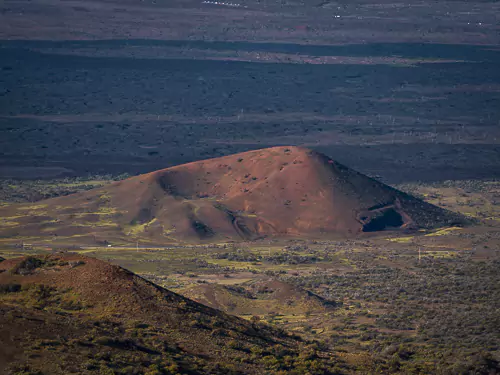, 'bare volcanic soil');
0,254,340,374
0,147,463,244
